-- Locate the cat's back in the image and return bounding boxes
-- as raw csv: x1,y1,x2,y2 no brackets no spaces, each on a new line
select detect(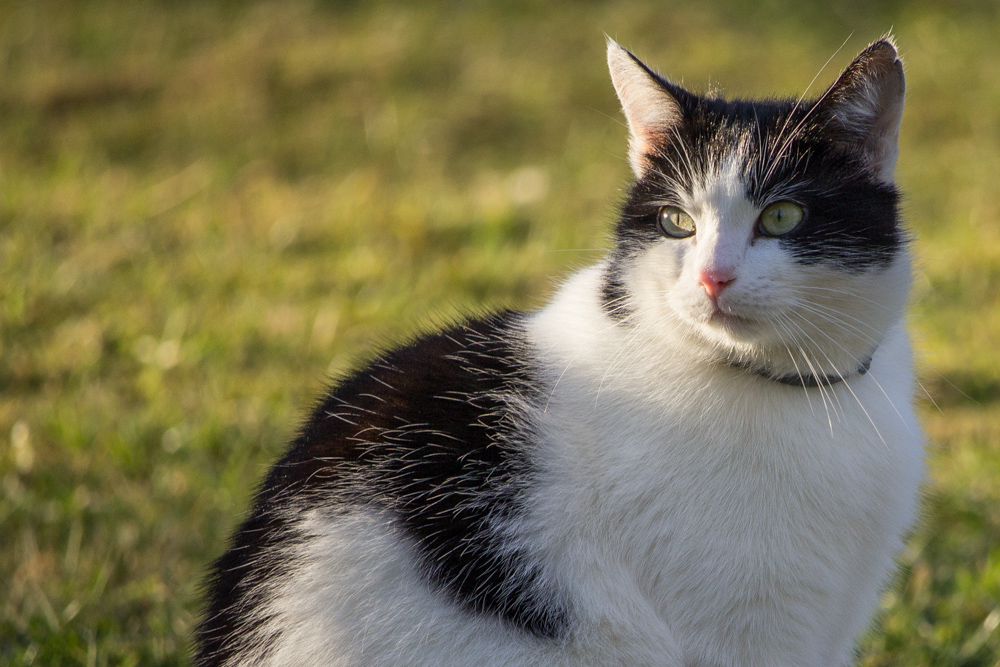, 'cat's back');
195,312,576,666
